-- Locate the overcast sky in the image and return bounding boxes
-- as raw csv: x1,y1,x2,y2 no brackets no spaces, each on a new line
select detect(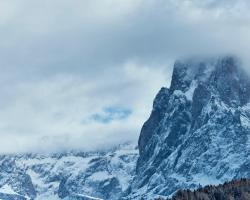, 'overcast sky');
1,0,250,153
